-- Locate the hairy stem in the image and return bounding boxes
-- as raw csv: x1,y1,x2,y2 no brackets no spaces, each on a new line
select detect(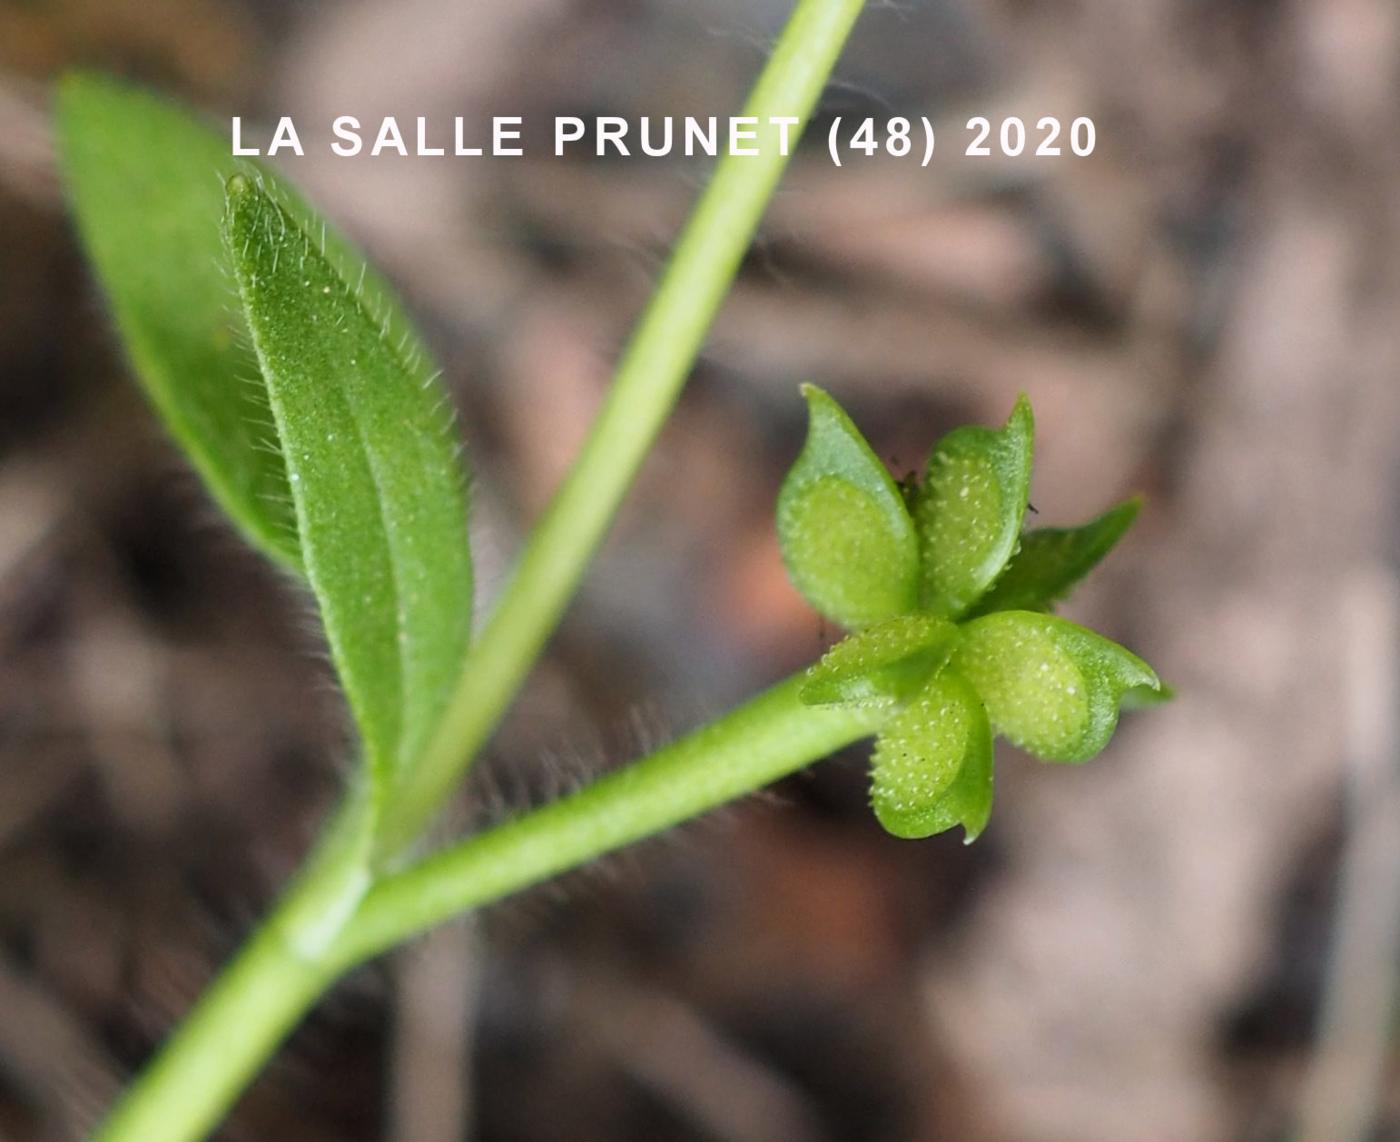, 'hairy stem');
94,917,334,1142
379,0,868,854
95,4,869,1135
97,675,881,1141
95,787,376,1142
343,674,884,965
